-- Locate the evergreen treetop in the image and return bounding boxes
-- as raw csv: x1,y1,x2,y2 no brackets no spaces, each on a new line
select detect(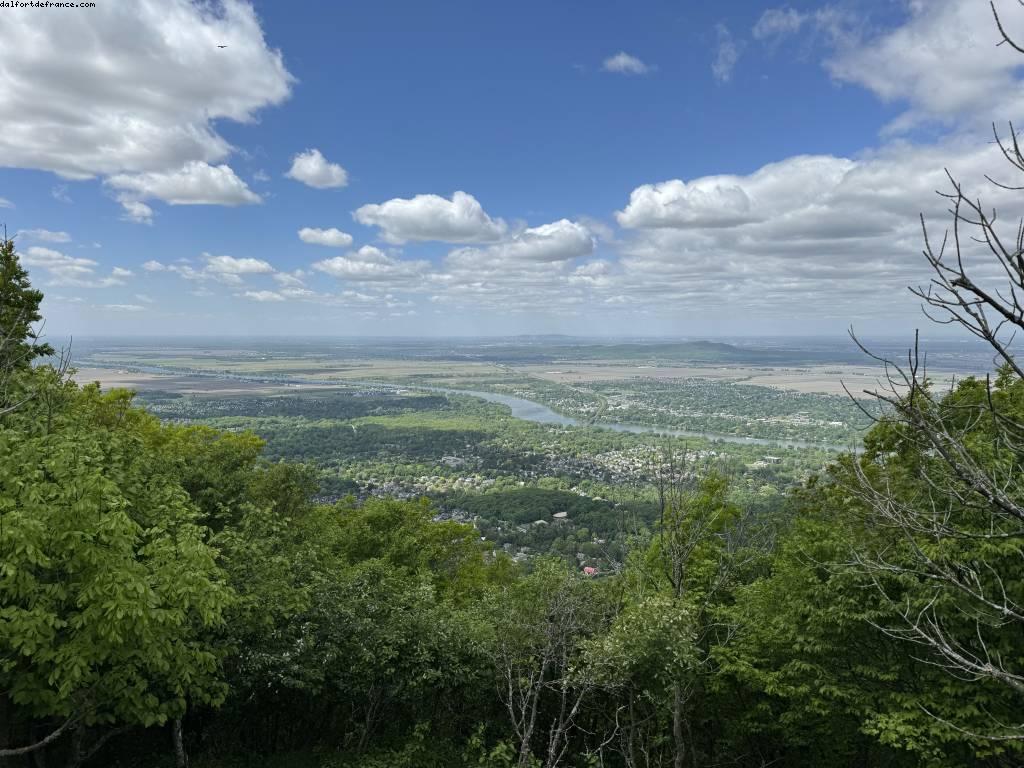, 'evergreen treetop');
0,233,54,372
